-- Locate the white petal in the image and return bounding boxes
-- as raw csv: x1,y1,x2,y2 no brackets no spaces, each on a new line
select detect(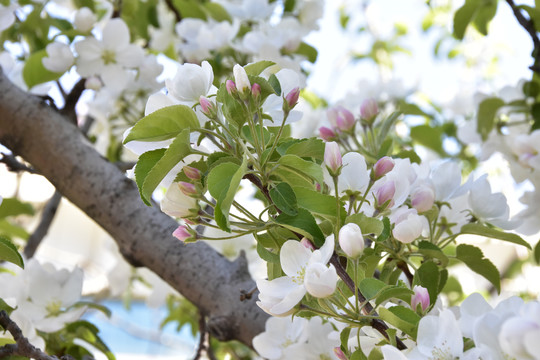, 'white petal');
279,240,311,277
102,18,130,49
